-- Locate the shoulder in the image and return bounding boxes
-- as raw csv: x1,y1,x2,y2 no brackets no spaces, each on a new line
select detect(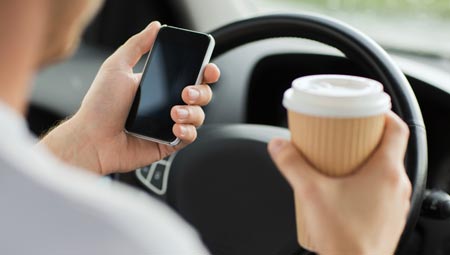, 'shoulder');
0,143,208,255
